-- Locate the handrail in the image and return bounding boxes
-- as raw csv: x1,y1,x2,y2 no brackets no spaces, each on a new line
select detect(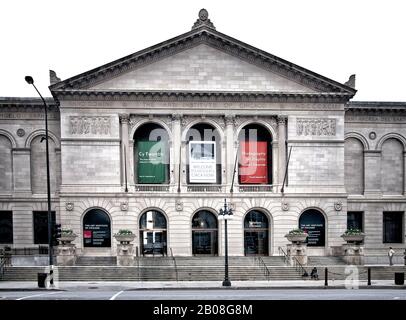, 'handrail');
170,248,179,281
255,256,271,281
278,247,308,277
